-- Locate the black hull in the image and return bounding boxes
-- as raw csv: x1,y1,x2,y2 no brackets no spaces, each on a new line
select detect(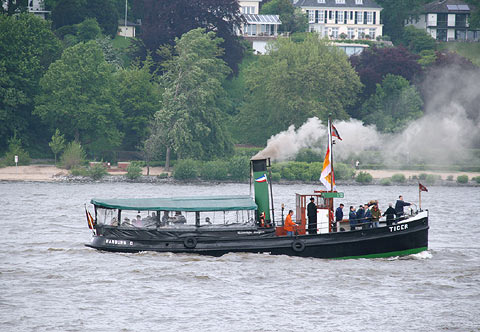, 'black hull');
86,217,429,259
